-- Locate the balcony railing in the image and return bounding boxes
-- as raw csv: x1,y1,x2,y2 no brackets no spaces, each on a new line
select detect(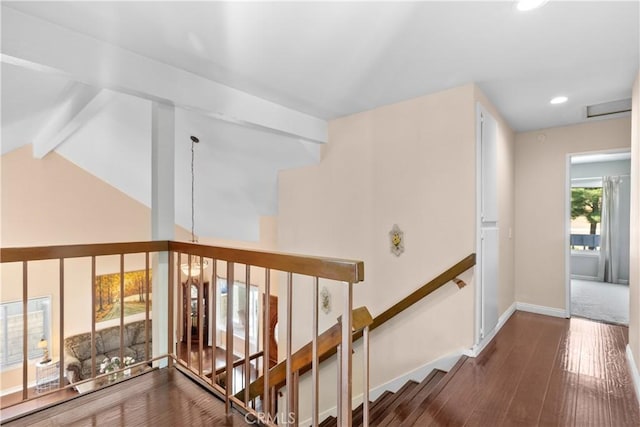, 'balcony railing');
0,241,365,426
